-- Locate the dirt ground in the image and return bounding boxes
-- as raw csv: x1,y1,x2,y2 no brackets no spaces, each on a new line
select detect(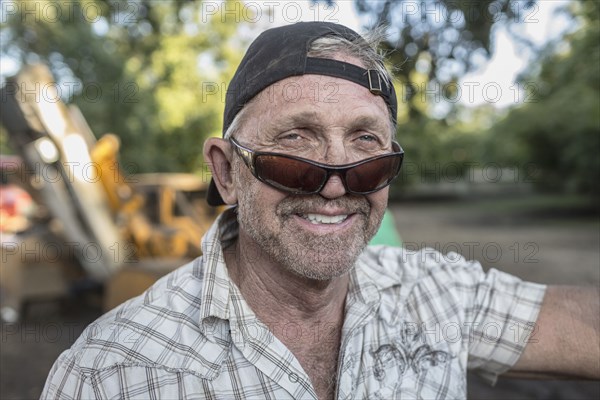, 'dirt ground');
1,195,599,399
390,196,600,287
390,195,600,399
